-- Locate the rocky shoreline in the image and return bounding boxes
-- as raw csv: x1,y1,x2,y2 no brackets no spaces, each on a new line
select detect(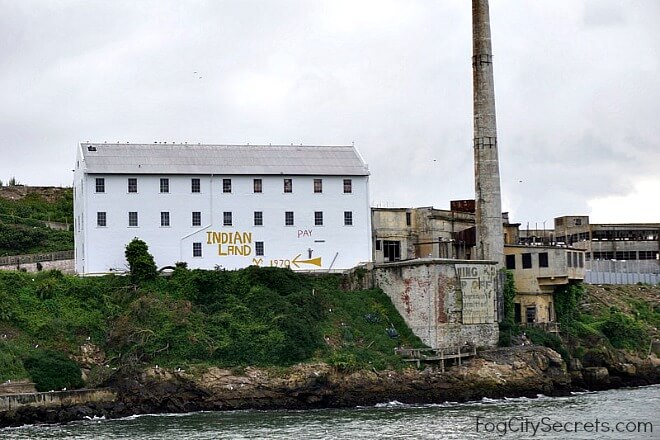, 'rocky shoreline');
1,345,658,427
